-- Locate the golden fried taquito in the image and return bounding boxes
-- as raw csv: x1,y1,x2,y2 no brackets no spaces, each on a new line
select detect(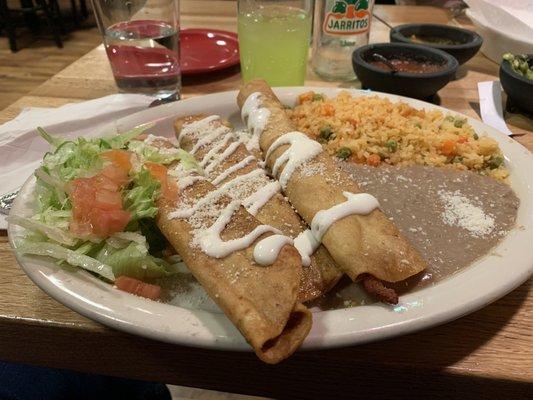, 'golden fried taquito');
149,138,311,363
237,79,426,284
174,115,343,302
